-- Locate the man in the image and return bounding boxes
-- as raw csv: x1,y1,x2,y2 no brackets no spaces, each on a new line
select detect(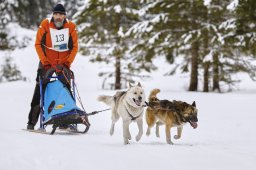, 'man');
27,4,78,130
